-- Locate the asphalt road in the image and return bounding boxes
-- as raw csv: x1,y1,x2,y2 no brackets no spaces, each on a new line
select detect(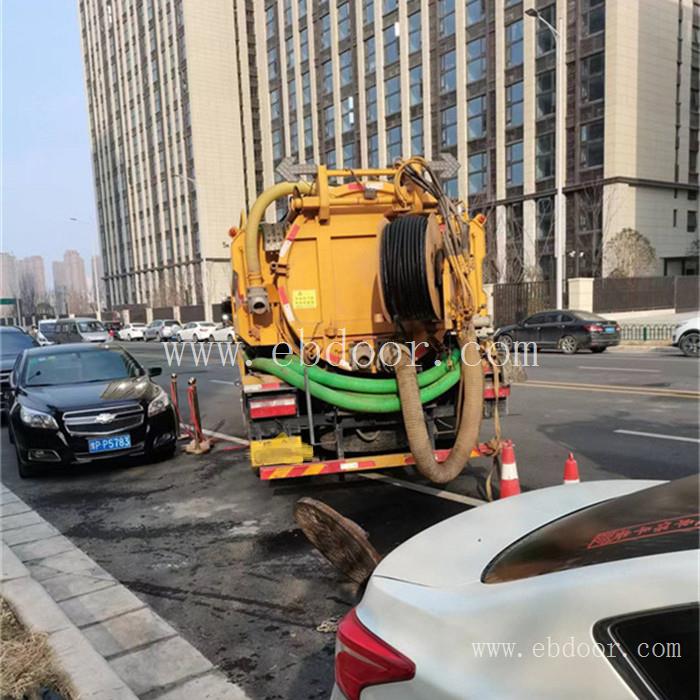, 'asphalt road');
1,341,698,699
